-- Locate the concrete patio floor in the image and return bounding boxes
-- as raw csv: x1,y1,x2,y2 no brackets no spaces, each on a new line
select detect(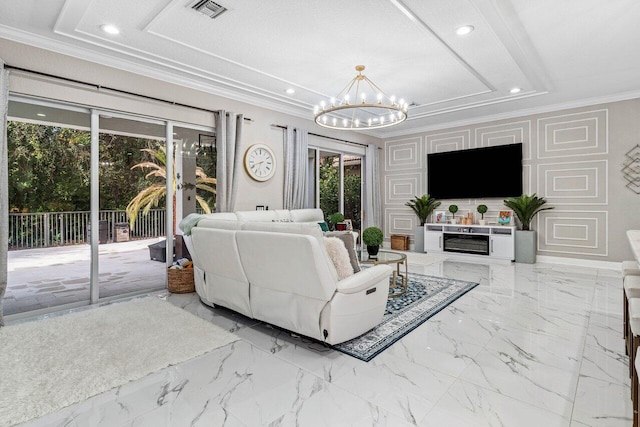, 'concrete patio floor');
4,238,168,316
